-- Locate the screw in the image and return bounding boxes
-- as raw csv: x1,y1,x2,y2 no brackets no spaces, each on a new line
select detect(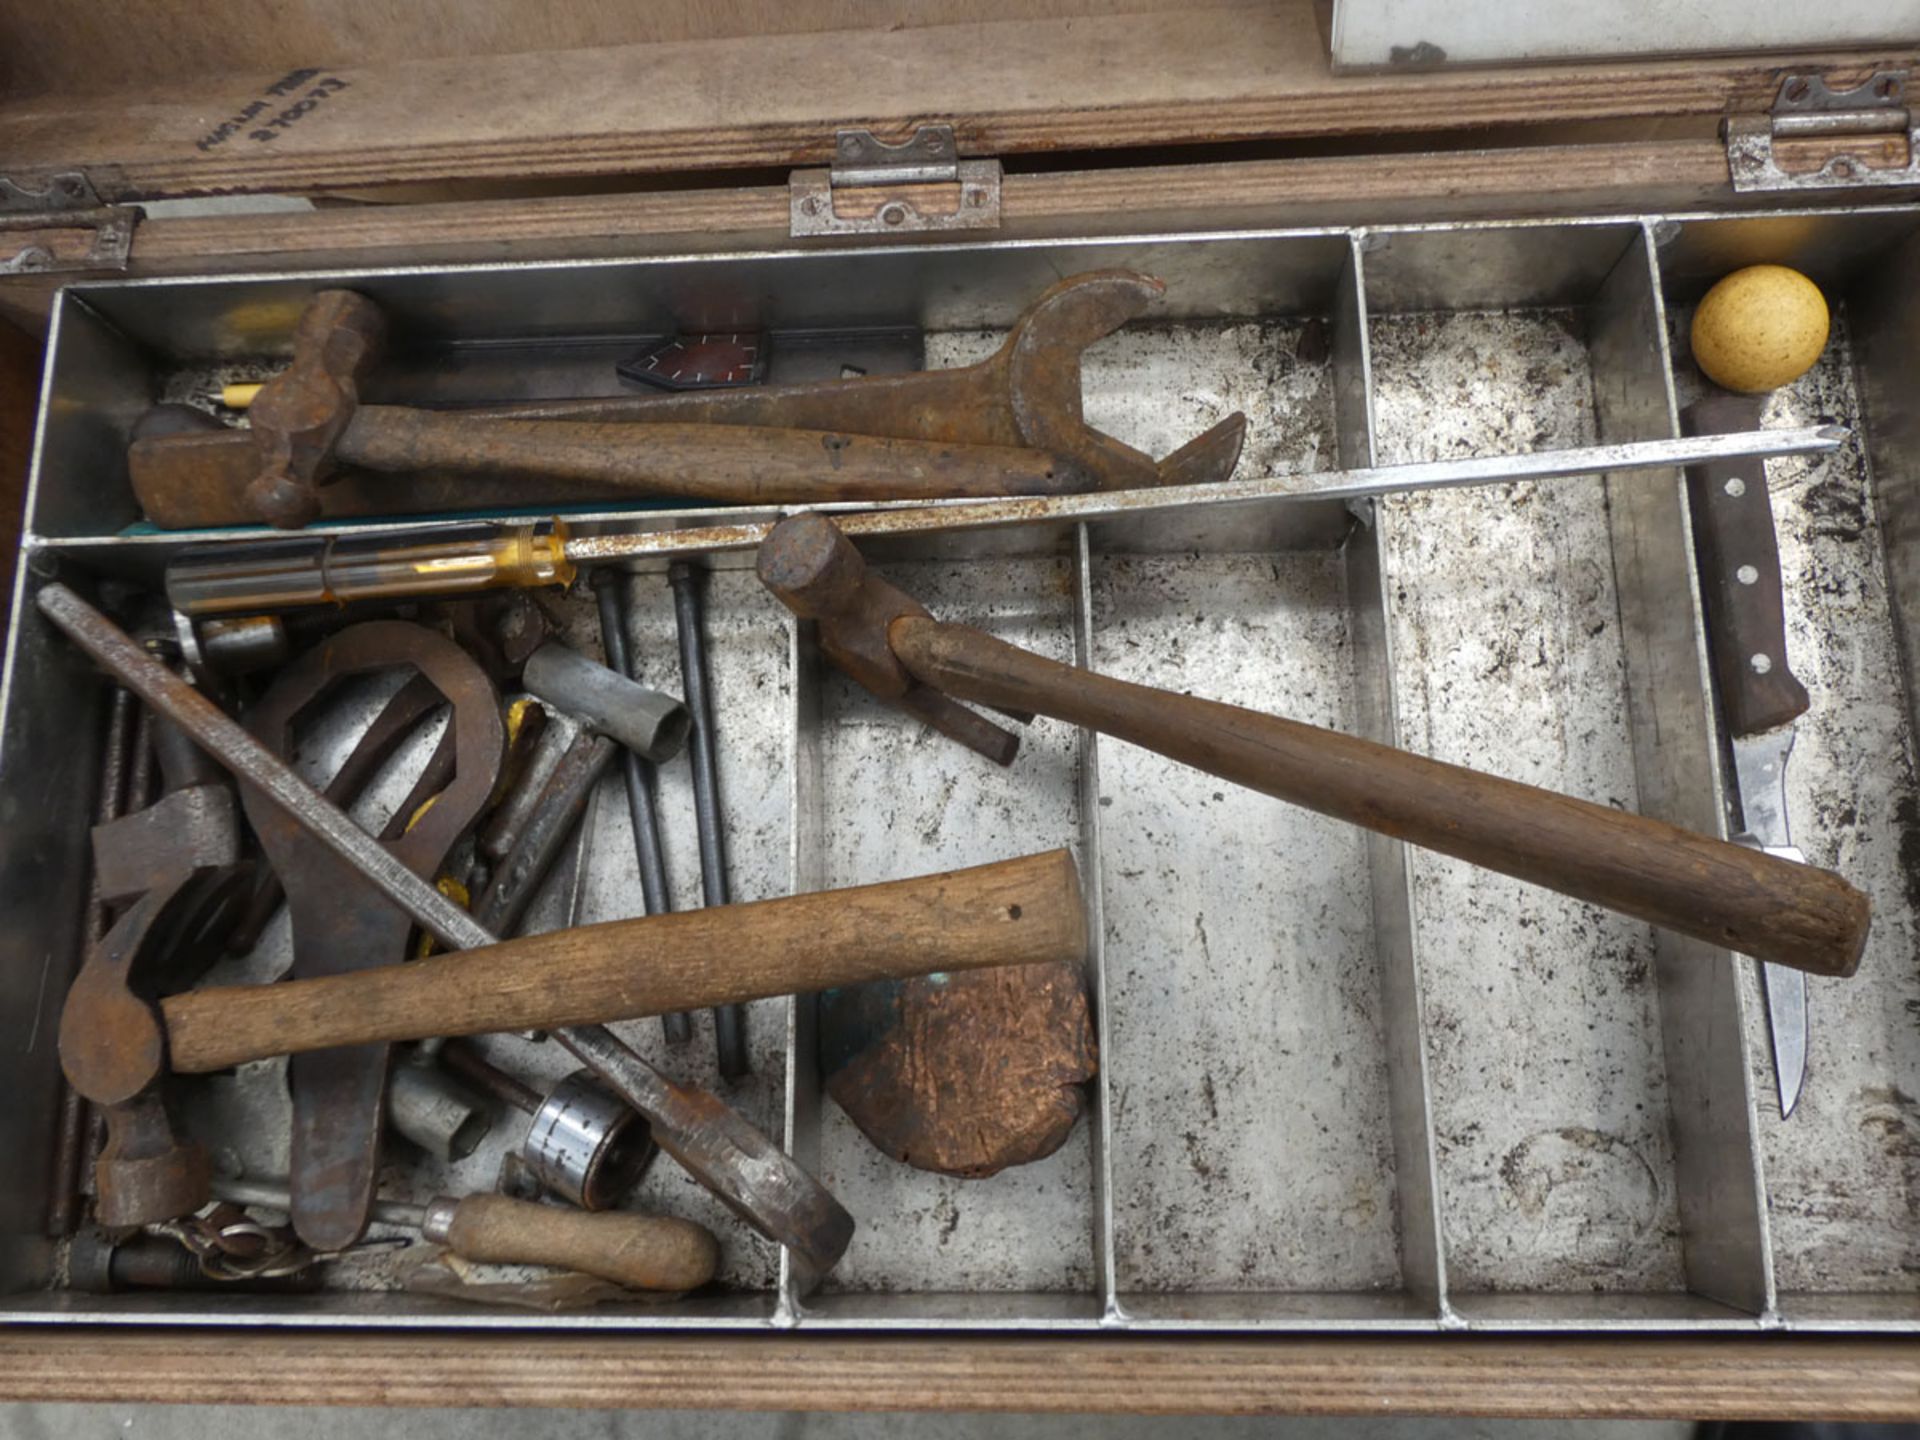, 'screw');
1785,77,1811,102
881,203,907,227
800,196,821,216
